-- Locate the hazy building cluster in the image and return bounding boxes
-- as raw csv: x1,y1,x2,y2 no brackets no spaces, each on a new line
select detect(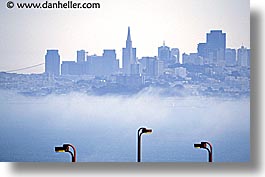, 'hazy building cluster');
183,30,250,67
0,27,250,97
45,27,181,78
61,49,119,76
45,28,250,78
